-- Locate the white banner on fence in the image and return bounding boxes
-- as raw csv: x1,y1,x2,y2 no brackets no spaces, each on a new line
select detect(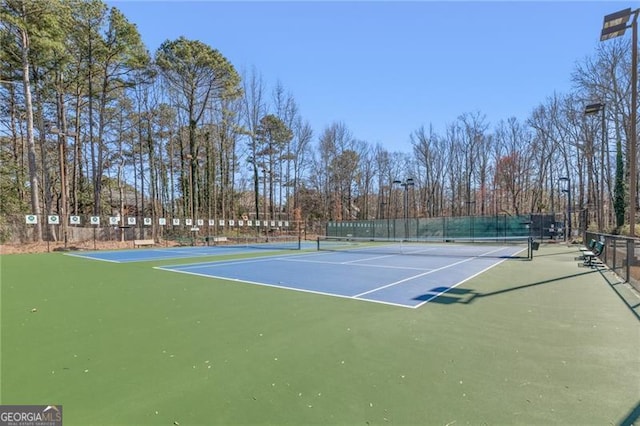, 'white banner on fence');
172,218,180,226
90,216,100,225
127,217,136,225
159,218,167,226
208,219,215,226
109,217,119,225
229,220,235,226
48,215,60,224
69,215,81,225
197,219,204,226
144,218,152,226
185,219,193,226
238,220,244,227
25,215,37,224
247,220,253,226
219,220,225,226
